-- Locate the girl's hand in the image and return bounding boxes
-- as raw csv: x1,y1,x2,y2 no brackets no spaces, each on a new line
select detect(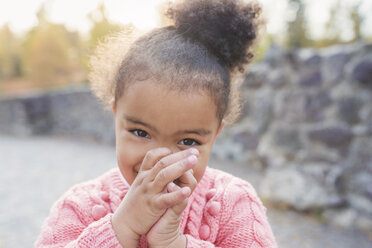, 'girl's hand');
111,147,199,247
147,167,198,248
